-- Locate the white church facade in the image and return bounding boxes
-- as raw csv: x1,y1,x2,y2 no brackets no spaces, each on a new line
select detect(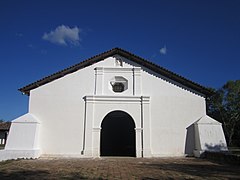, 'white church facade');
0,48,228,161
